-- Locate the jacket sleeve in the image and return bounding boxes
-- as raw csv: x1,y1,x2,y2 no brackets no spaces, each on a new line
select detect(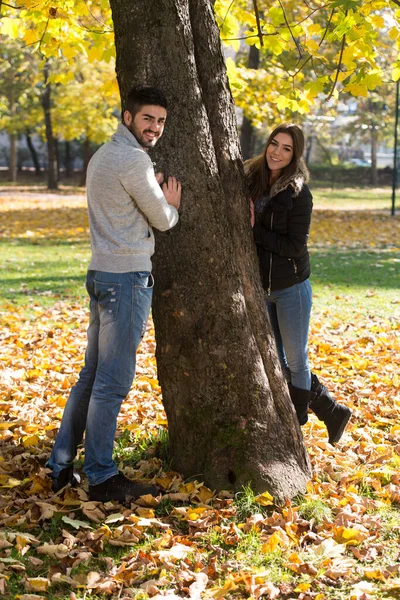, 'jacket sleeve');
119,149,179,232
253,186,312,258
